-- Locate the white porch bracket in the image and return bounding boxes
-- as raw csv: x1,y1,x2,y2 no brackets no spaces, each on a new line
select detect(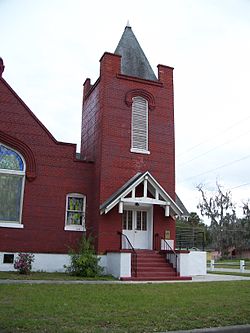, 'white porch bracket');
143,177,148,197
165,204,170,217
118,201,124,214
